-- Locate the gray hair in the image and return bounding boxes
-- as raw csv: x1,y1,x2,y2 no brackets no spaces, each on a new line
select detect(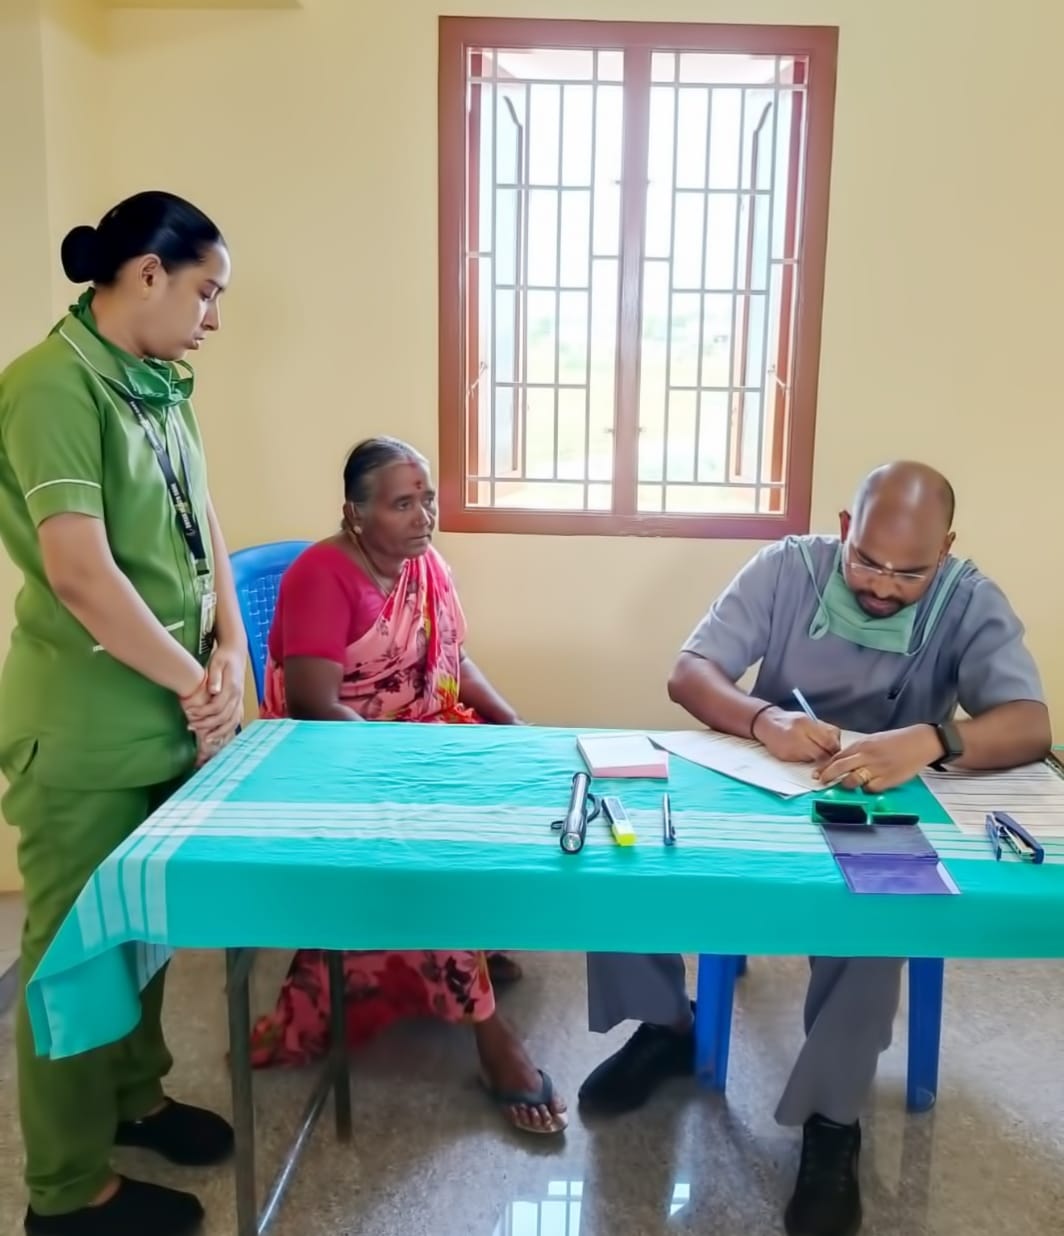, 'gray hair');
342,437,428,506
